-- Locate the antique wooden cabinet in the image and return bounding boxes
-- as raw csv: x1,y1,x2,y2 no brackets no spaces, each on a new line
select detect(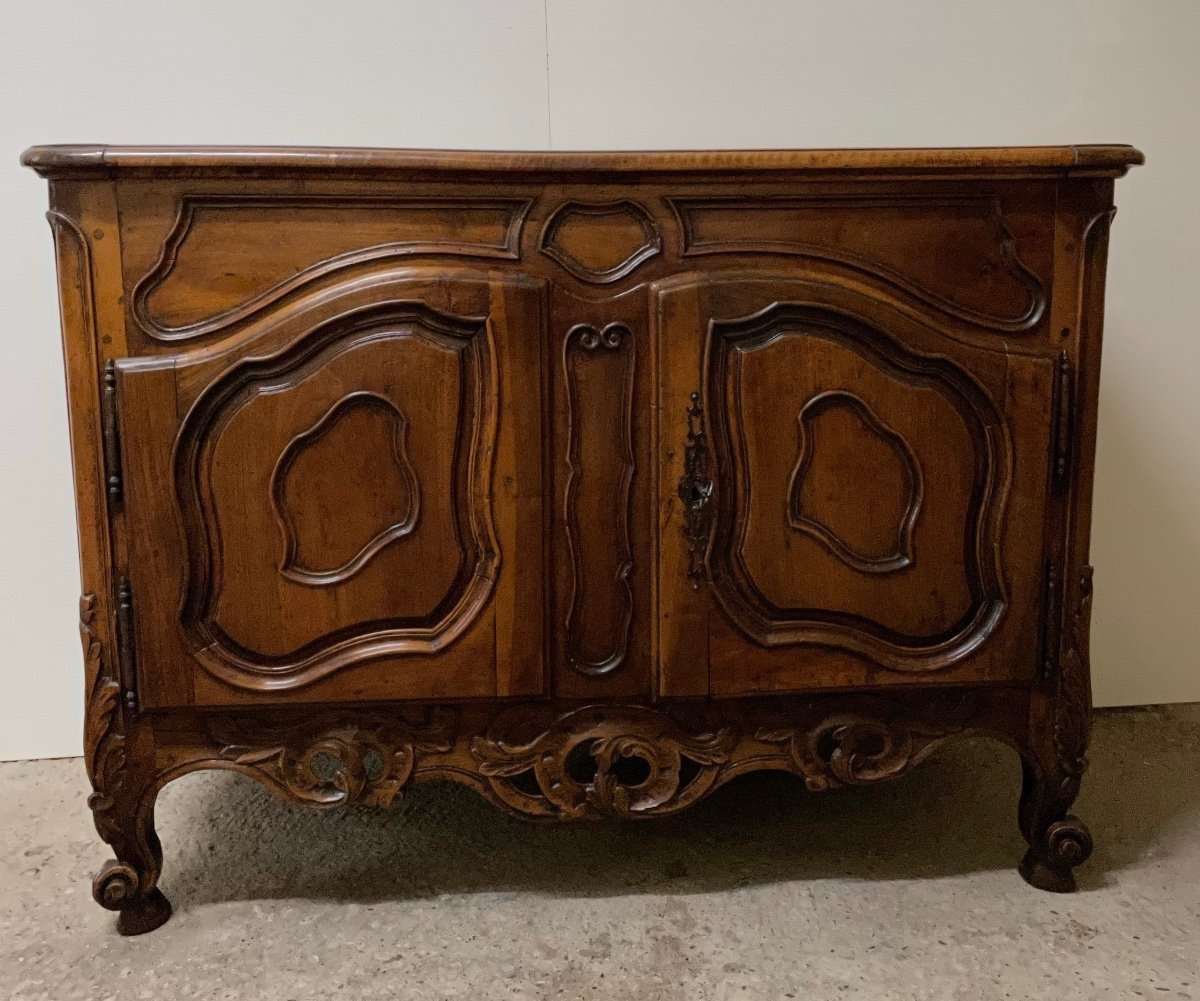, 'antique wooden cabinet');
23,144,1142,933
